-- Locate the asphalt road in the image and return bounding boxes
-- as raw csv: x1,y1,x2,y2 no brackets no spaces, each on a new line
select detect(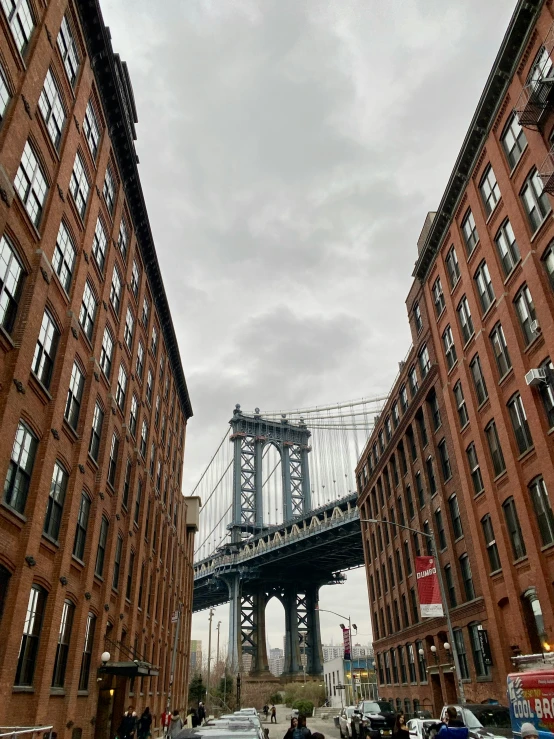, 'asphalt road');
259,705,341,739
